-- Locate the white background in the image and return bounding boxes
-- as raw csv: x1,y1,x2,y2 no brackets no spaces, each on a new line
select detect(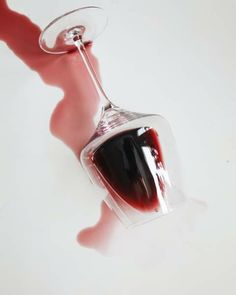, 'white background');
0,0,236,294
